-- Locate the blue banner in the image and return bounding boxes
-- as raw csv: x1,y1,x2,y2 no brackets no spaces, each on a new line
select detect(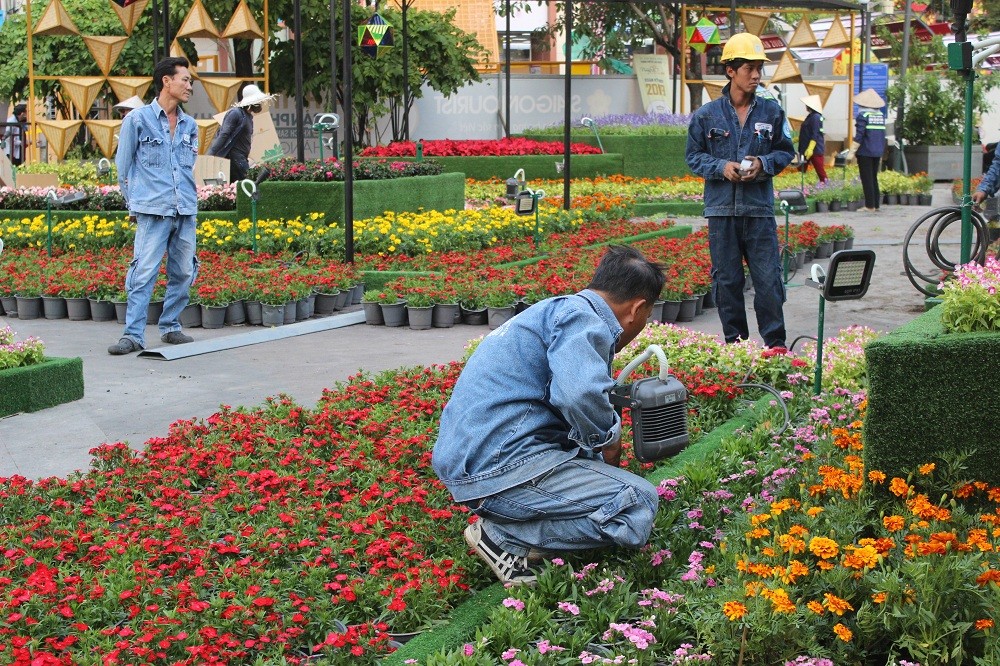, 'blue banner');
854,63,889,110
